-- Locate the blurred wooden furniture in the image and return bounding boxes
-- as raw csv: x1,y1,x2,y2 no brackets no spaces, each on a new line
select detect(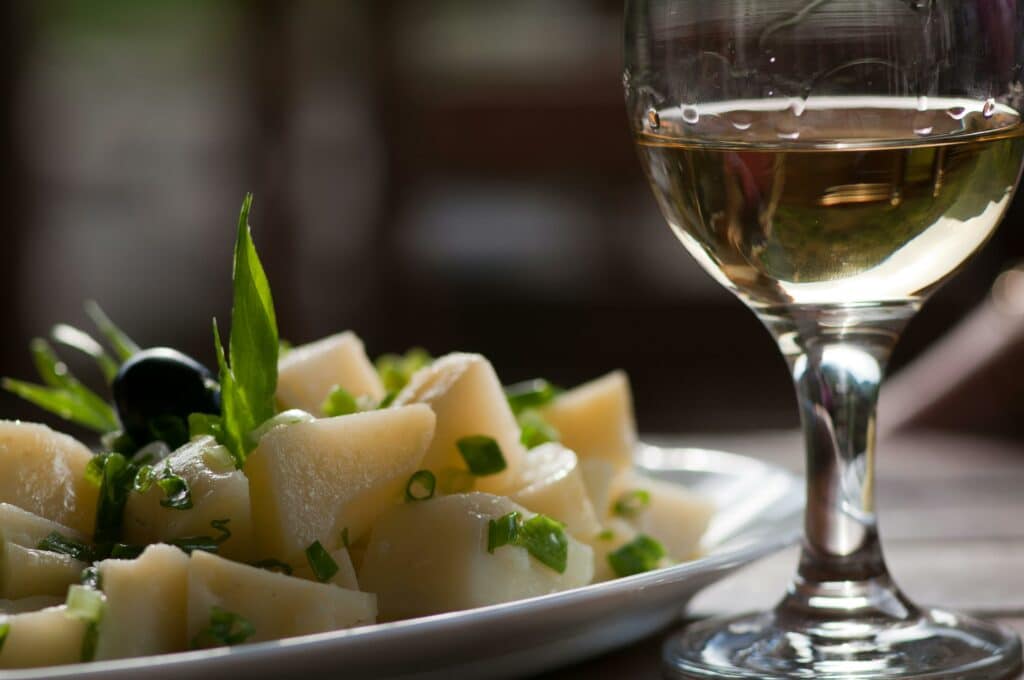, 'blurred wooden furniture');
542,430,1024,678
